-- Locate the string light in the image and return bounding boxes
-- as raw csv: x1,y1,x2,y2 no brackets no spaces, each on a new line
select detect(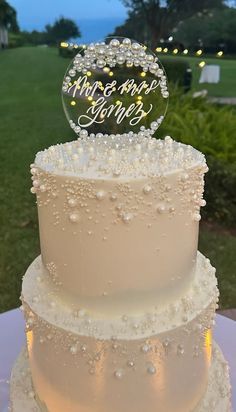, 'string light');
183,49,189,55
173,48,178,54
217,51,223,57
60,42,68,48
109,71,114,77
140,72,146,77
196,49,203,56
163,47,168,53
156,47,162,52
199,61,206,68
70,100,76,106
